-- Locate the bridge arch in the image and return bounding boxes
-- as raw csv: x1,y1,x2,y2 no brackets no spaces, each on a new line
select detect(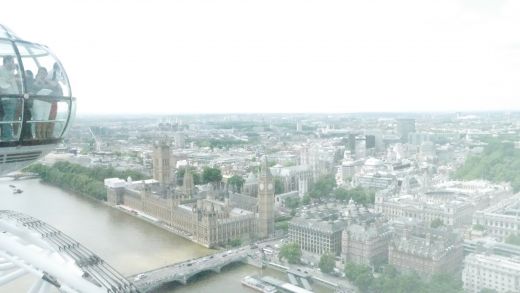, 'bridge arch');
218,259,246,271
152,279,185,292
185,269,220,283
